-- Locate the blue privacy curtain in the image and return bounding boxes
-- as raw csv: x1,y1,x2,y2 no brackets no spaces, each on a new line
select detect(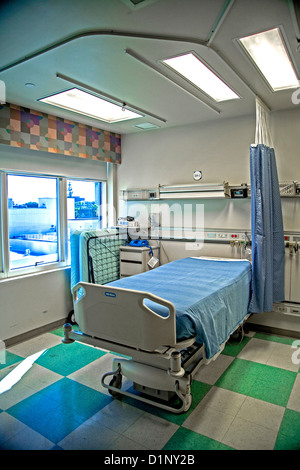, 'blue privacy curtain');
249,98,285,313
